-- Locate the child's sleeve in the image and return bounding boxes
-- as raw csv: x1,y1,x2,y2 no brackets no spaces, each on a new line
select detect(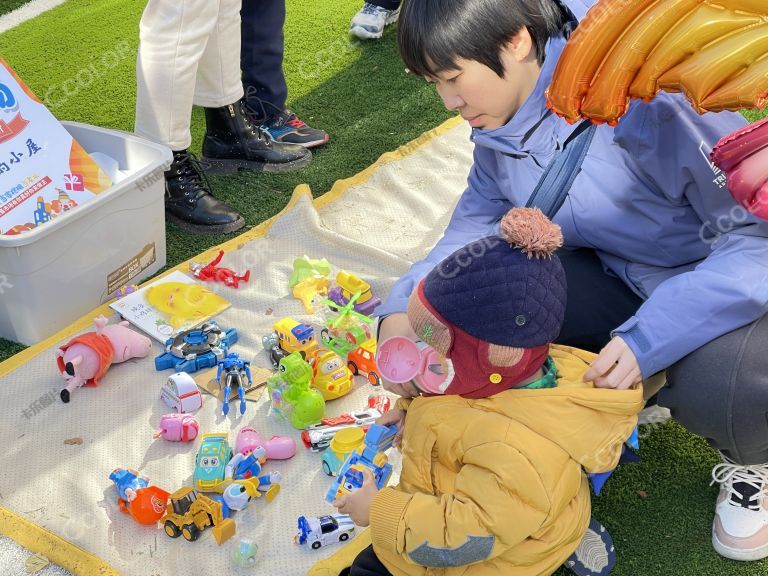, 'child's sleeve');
375,147,511,318
369,441,548,567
